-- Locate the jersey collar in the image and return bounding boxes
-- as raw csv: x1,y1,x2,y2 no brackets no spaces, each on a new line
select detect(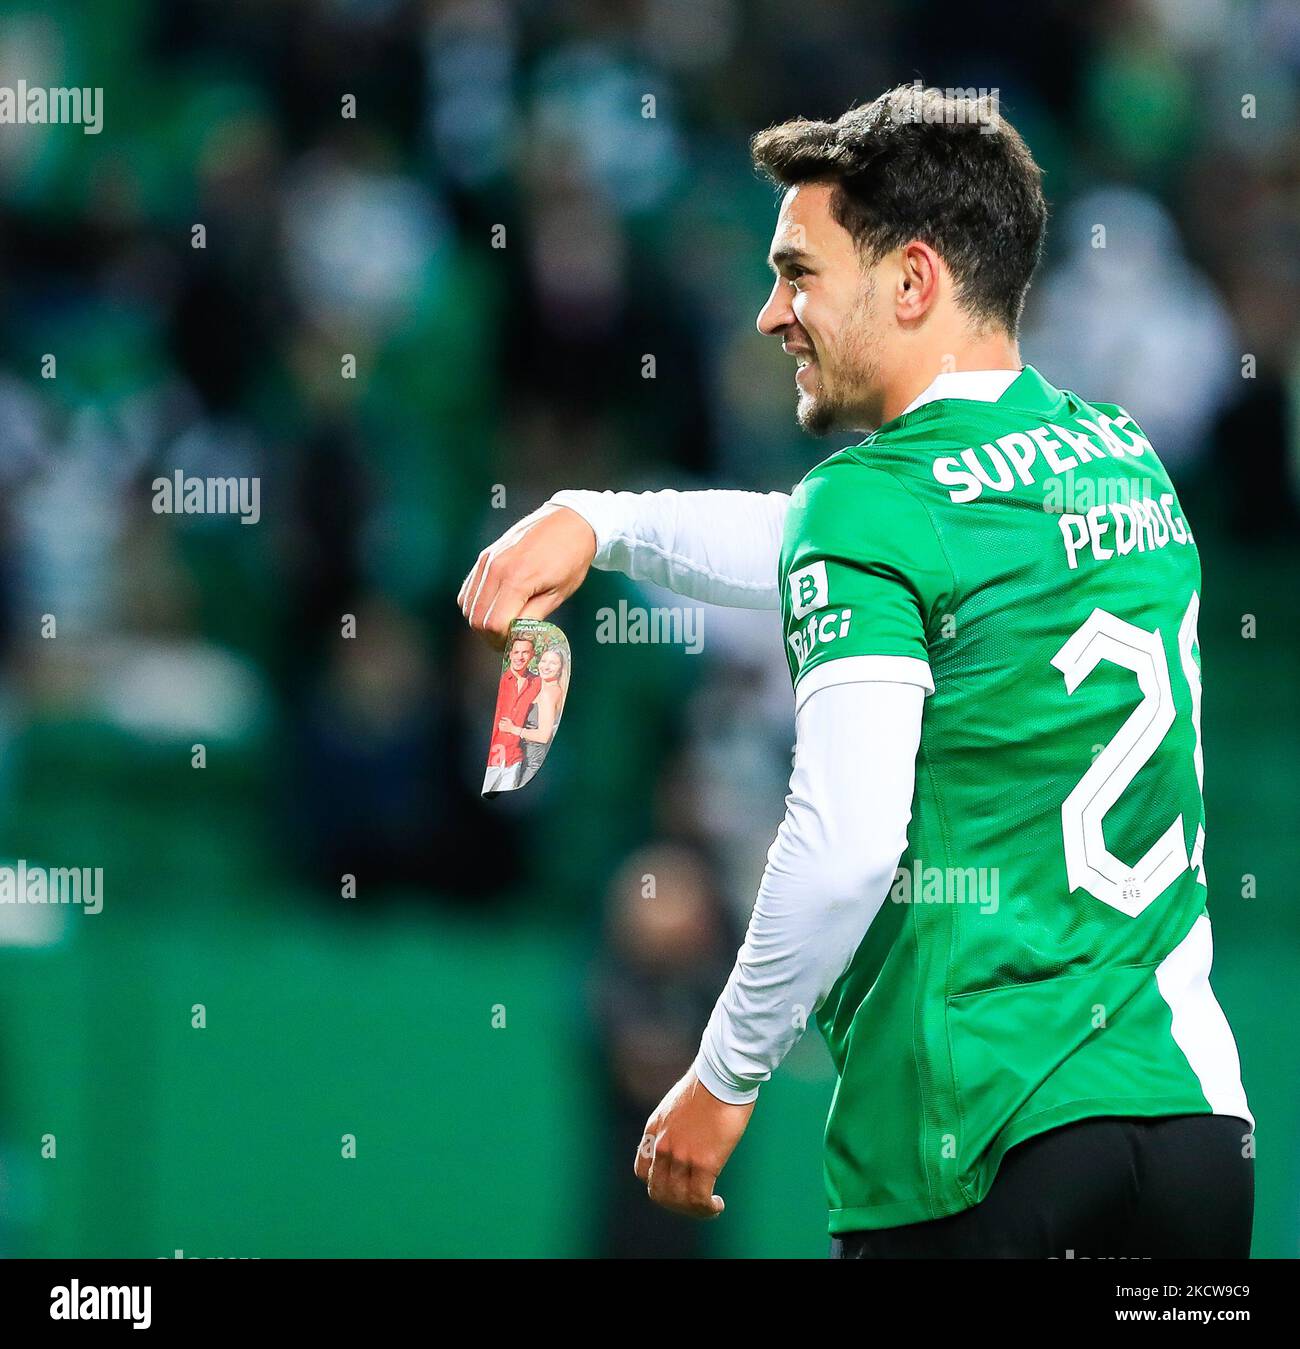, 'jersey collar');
867,365,1065,442
899,367,1022,416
